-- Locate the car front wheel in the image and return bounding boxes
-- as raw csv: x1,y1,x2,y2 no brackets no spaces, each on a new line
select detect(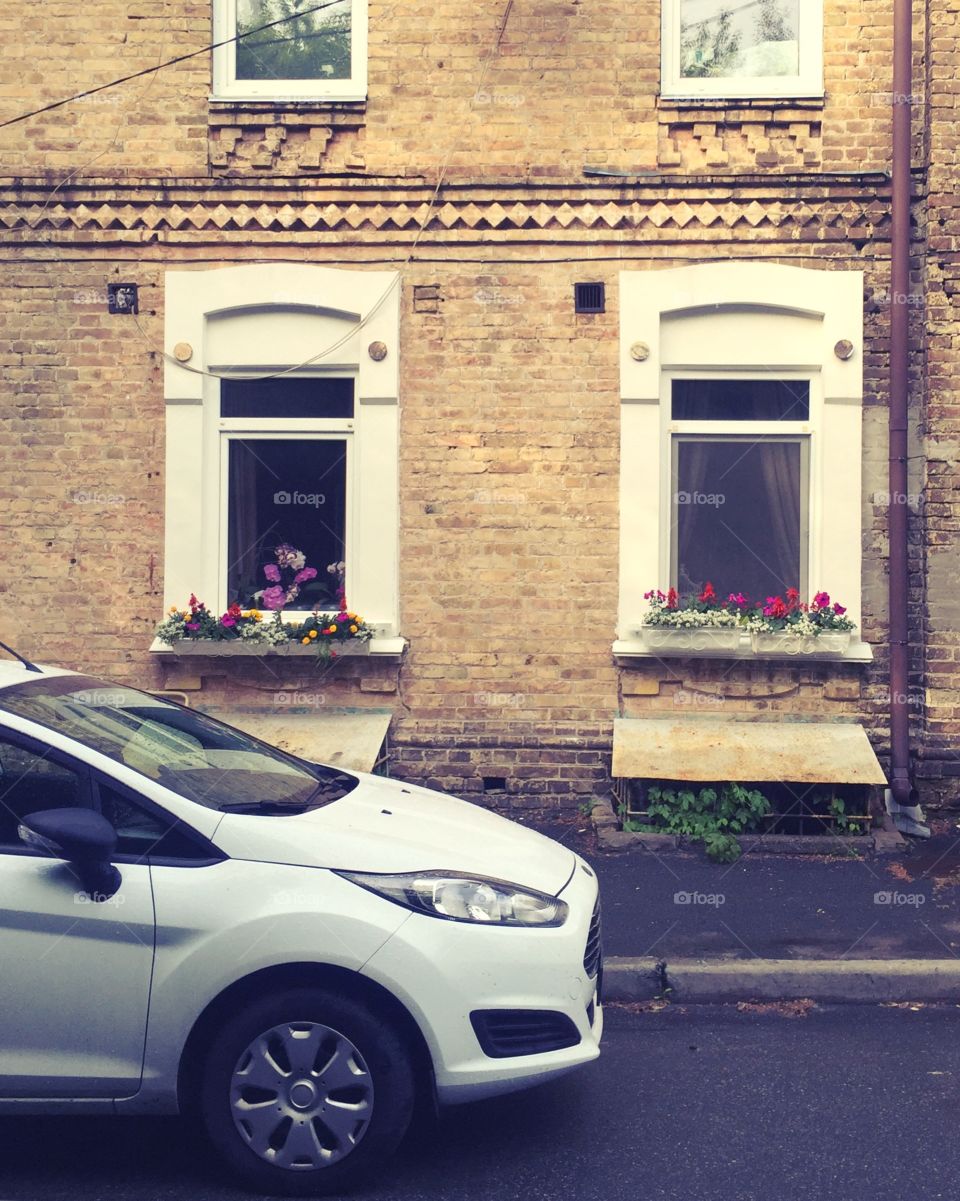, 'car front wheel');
198,987,416,1196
